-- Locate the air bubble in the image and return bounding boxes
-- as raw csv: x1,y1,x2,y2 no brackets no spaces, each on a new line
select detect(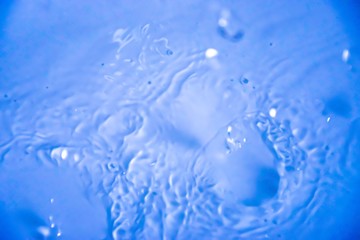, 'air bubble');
153,38,173,57
225,124,245,151
239,76,249,85
166,49,173,55
107,162,120,172
217,9,244,42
